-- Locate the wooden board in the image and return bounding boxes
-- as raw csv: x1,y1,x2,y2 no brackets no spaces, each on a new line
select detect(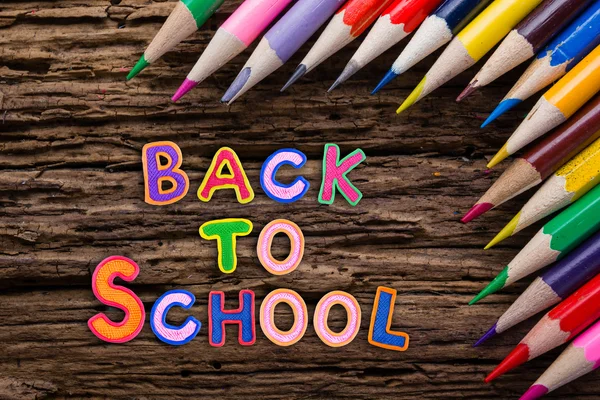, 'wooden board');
0,1,596,399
